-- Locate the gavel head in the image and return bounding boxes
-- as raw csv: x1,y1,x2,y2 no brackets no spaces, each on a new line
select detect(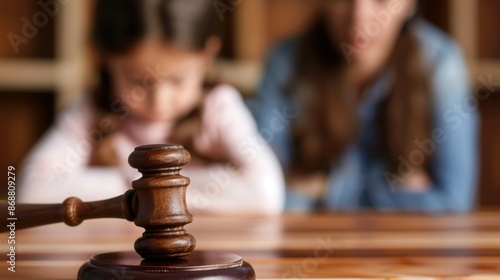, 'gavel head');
128,144,196,259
